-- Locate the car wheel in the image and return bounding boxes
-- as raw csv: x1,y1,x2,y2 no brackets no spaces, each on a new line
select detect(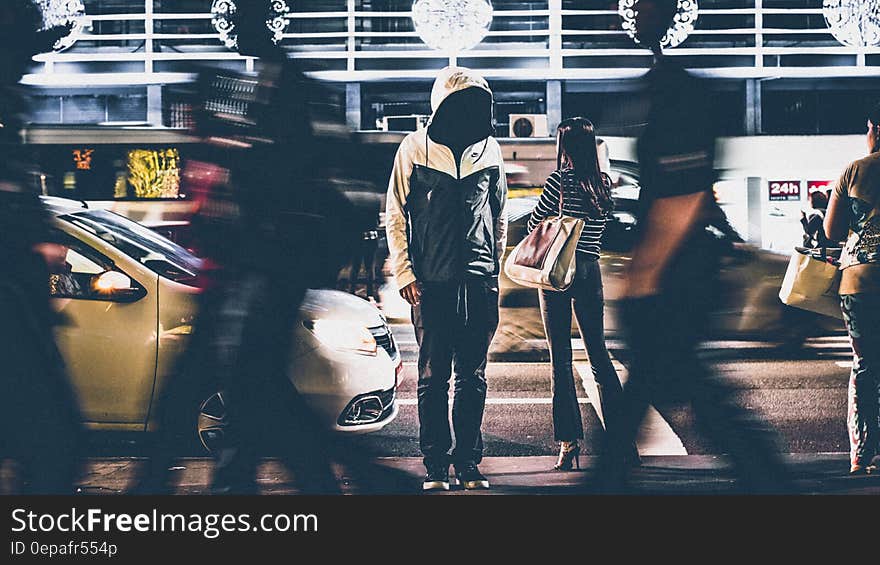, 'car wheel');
197,391,227,454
